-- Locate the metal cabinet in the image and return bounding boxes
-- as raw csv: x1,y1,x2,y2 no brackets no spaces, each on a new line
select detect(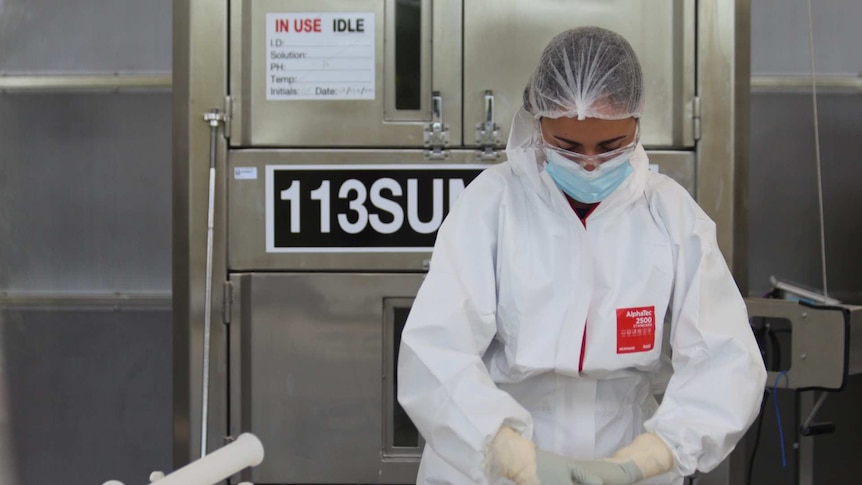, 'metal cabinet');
175,1,748,483
228,0,462,147
228,272,424,484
